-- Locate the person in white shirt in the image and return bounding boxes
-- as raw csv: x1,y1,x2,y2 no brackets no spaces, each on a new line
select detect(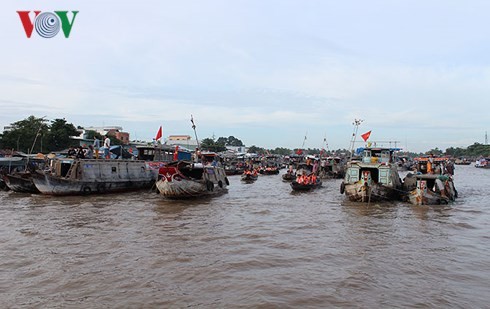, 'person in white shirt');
103,136,111,159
